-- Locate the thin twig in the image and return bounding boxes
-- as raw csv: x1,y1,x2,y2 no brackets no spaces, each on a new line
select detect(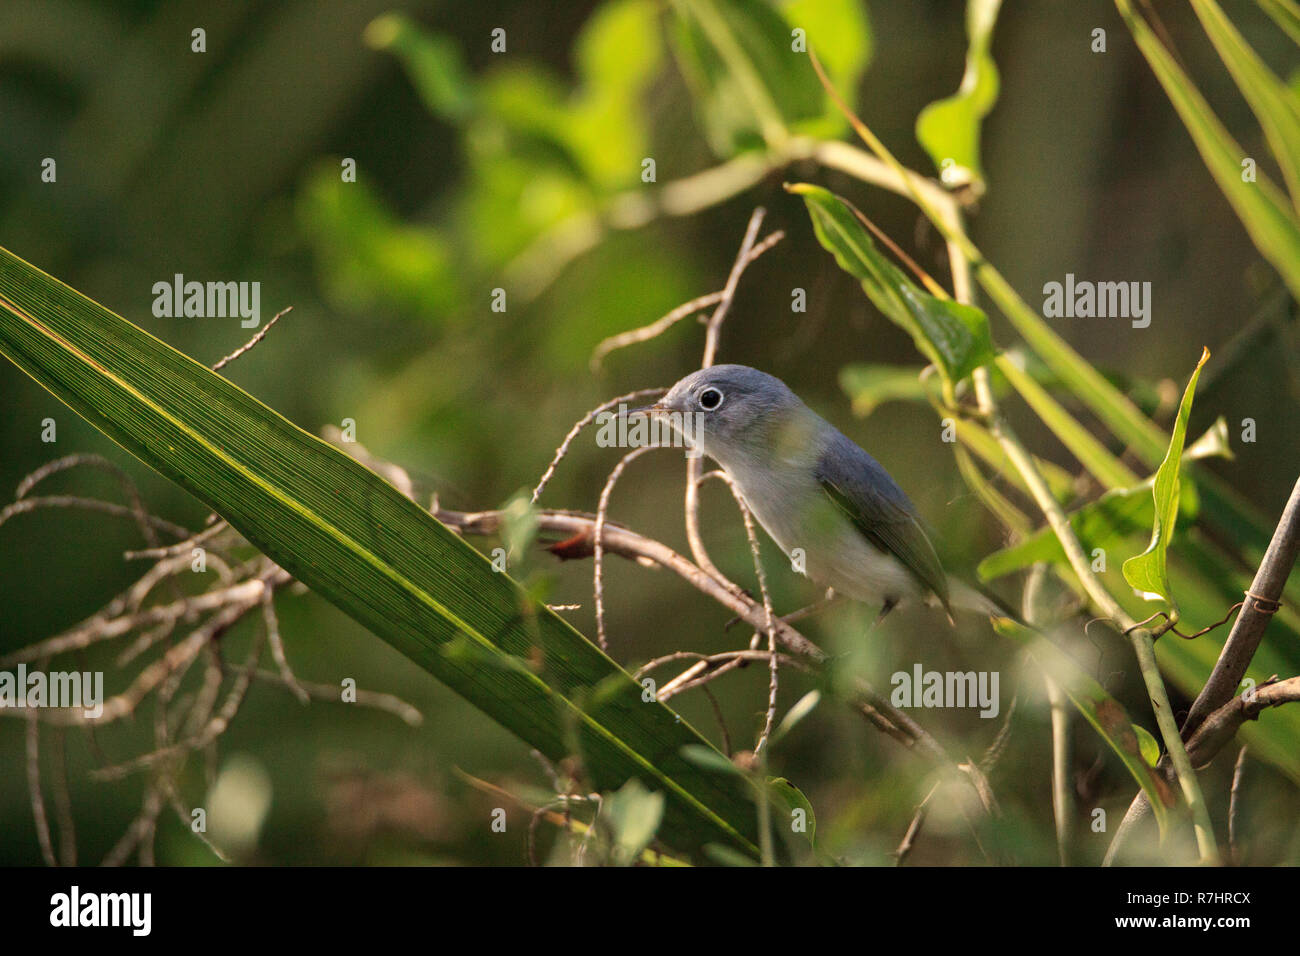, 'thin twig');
684,208,770,587
26,709,56,867
1228,745,1247,864
593,447,656,650
211,306,291,372
698,469,778,756
531,389,666,505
